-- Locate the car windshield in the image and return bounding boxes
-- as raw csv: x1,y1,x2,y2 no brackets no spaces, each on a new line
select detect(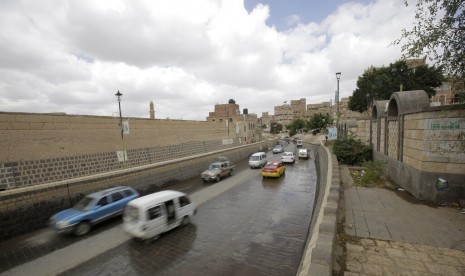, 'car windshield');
209,164,221,170
283,152,292,156
73,196,94,211
264,163,278,169
250,156,259,161
273,146,281,149
124,205,139,222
